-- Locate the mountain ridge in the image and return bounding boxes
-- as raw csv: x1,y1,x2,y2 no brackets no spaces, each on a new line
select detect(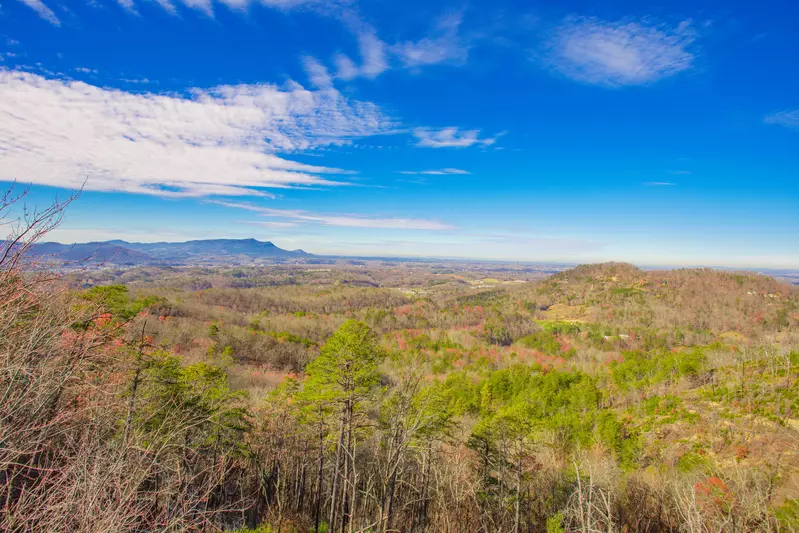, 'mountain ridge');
29,238,311,266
